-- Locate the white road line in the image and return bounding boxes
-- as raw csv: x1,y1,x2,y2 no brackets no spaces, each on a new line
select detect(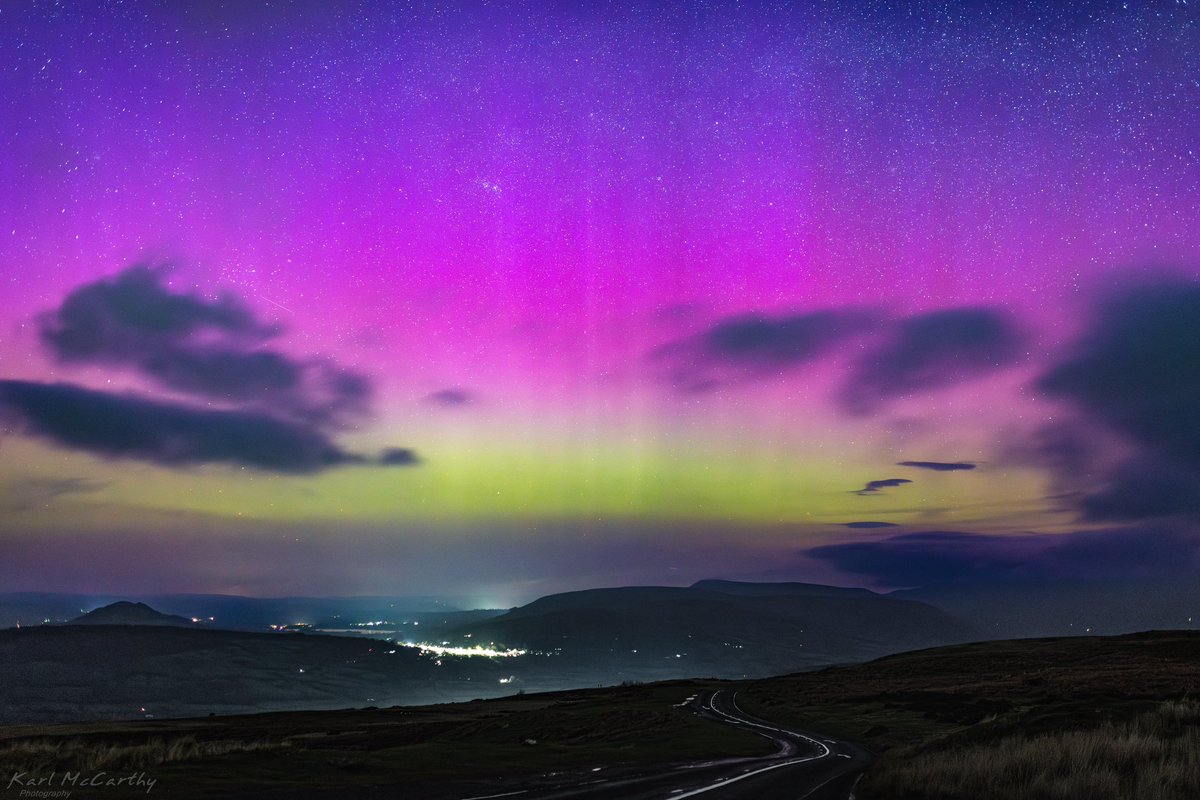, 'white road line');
670,691,834,798
670,755,822,799
706,691,831,760
459,791,529,800
796,771,850,800
730,692,831,759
